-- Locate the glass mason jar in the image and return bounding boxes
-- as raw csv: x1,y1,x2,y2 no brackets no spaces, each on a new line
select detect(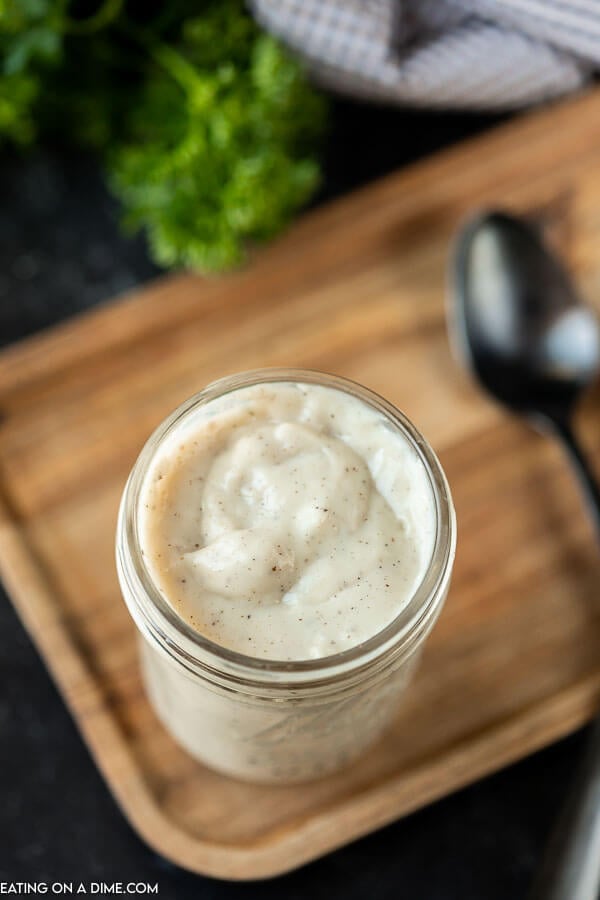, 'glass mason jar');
116,369,456,784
